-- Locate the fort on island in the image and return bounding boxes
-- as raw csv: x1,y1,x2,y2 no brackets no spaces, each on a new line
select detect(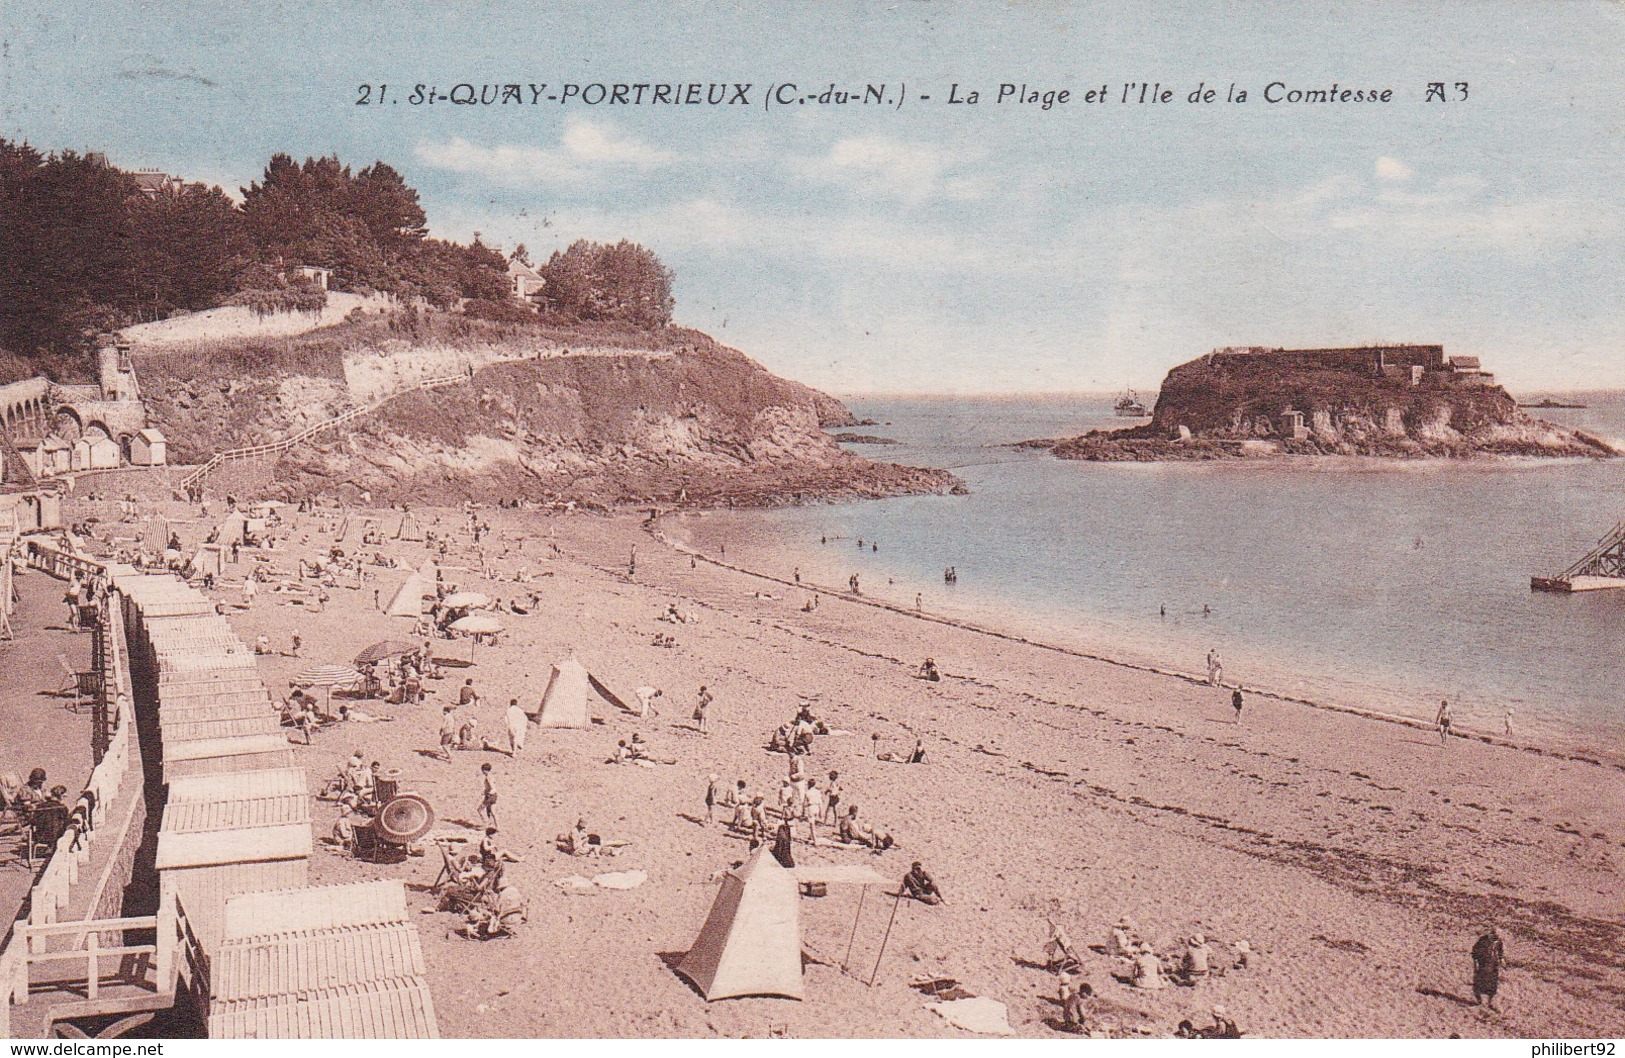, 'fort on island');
1035,343,1613,462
